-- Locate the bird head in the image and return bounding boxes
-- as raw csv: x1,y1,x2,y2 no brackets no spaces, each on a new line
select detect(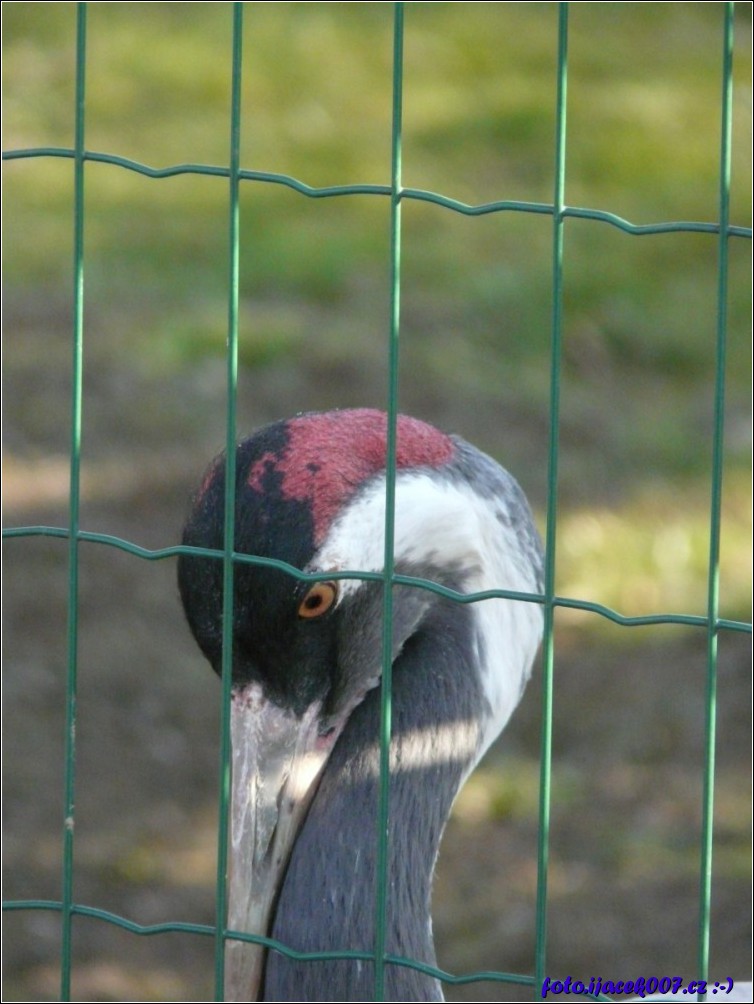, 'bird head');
177,408,543,1000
